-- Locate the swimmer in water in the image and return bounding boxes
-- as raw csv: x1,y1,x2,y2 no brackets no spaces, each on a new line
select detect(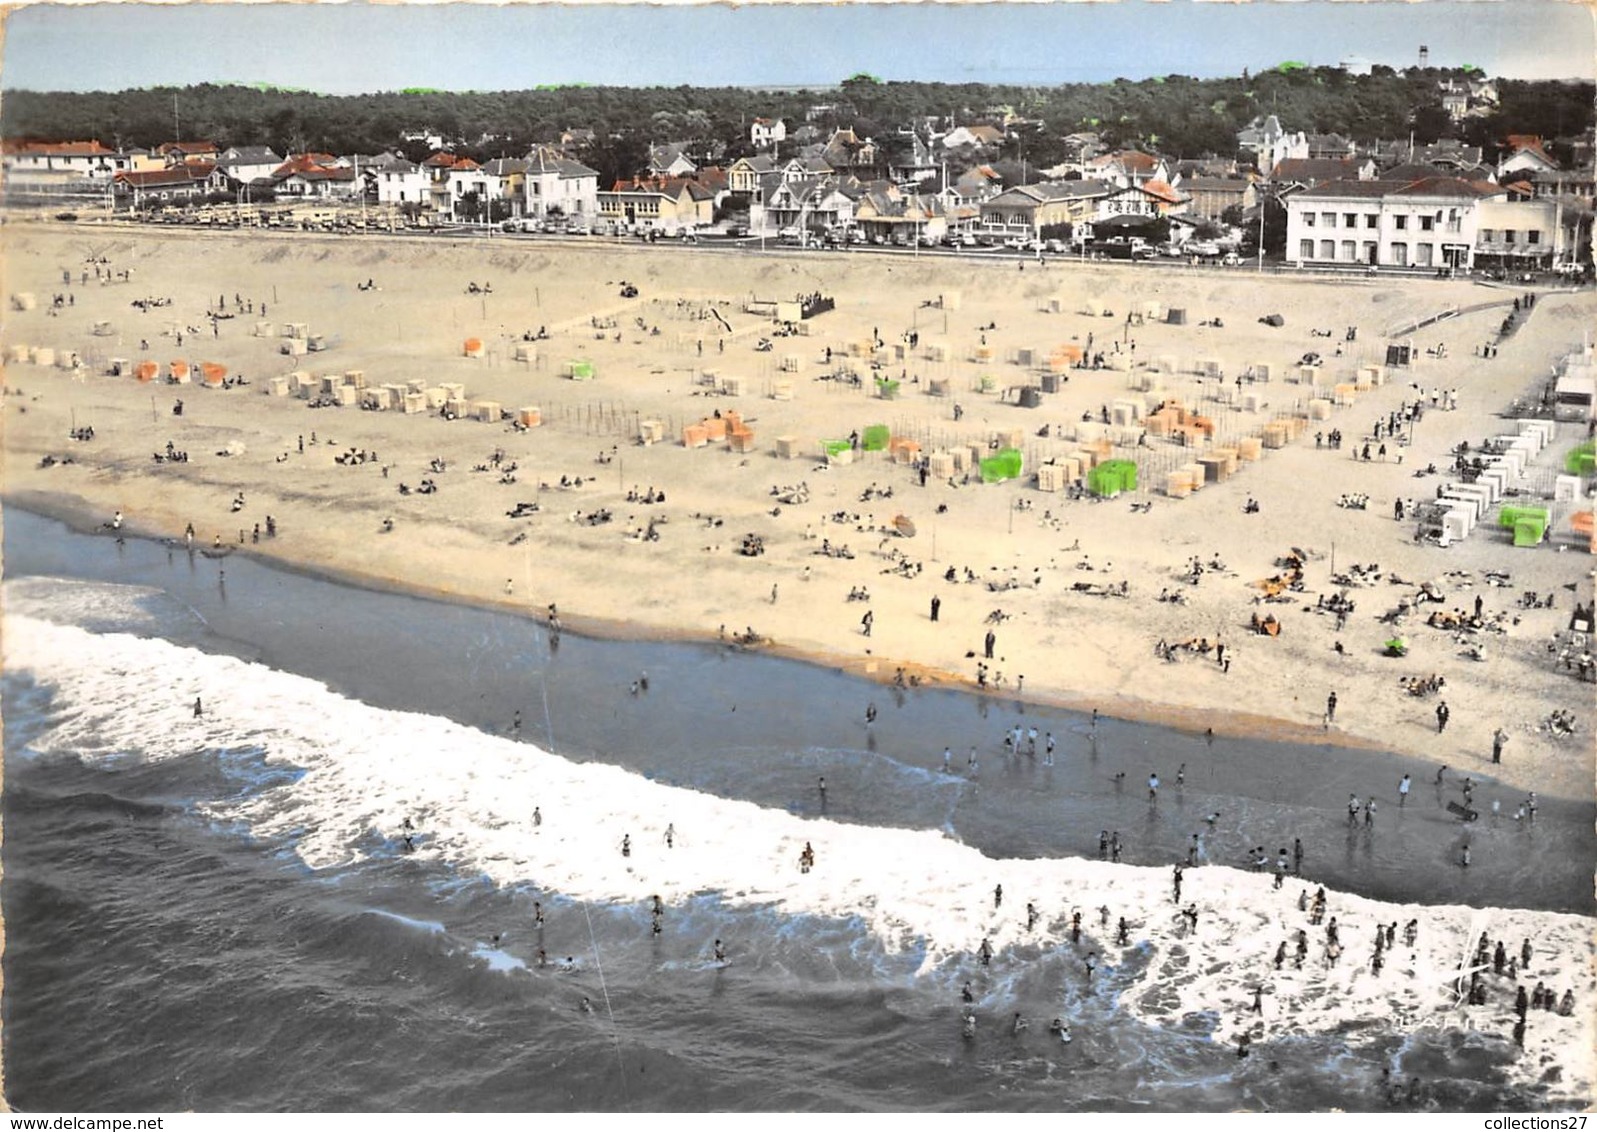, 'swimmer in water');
1012,1012,1029,1035
962,1012,977,1040
1049,1018,1072,1044
961,981,974,1003
580,997,594,1013
713,939,727,962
